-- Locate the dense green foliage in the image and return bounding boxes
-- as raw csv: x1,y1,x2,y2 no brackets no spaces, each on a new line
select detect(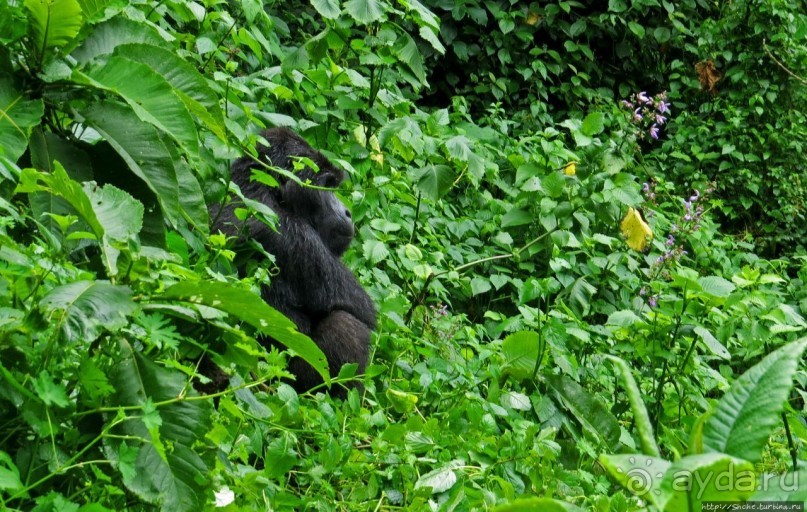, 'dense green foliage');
0,0,805,510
